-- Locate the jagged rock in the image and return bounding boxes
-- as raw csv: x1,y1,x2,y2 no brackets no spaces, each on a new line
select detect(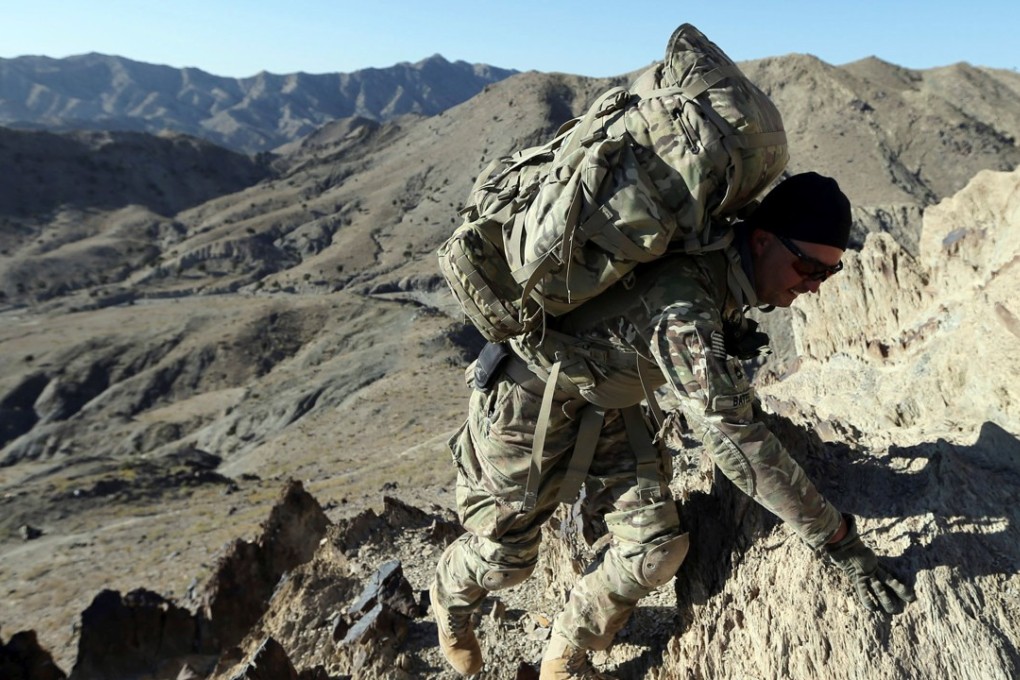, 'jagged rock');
0,630,67,680
334,509,385,554
776,167,1020,443
195,480,329,650
68,588,213,680
379,495,441,531
341,602,410,648
331,496,449,557
197,519,352,672
426,517,464,547
220,637,329,680
259,480,331,580
331,617,349,643
212,501,461,678
226,637,297,680
382,495,464,547
345,560,419,621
